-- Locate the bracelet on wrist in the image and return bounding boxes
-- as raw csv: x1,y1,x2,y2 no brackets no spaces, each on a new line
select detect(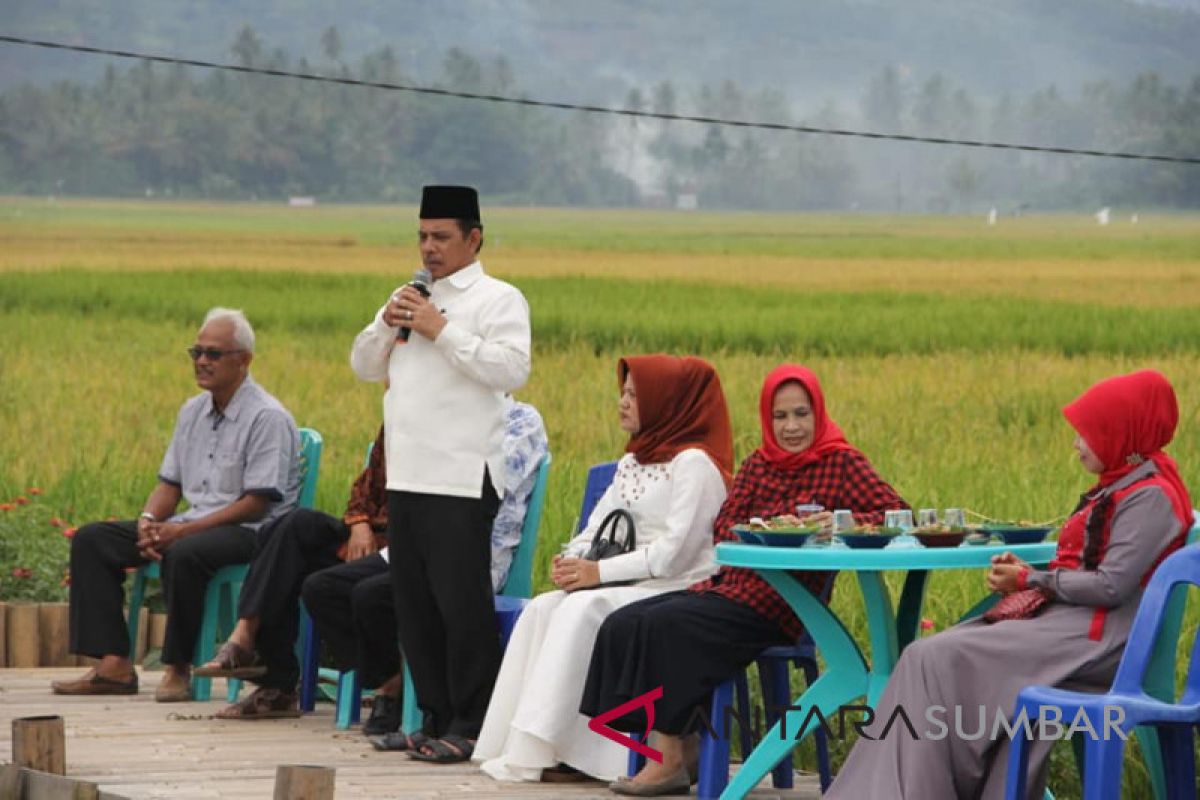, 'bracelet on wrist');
139,512,157,522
